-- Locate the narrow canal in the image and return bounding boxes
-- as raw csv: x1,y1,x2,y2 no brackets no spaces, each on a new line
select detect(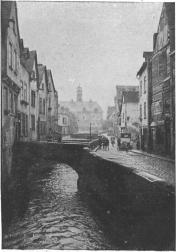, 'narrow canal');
2,162,119,250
